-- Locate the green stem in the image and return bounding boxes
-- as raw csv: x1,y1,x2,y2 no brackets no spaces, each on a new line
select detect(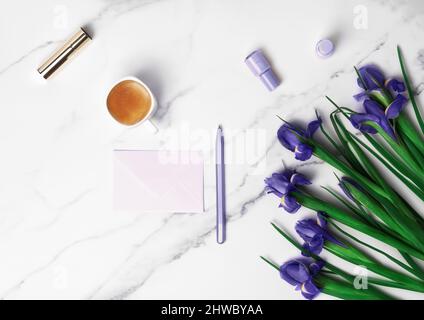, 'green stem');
260,256,280,272
316,275,394,300
364,133,424,188
346,183,417,244
397,114,424,157
331,222,424,281
313,144,388,199
370,122,423,175
325,243,424,293
293,191,424,259
351,134,424,200
315,131,424,228
397,45,424,135
400,252,424,281
398,127,424,170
